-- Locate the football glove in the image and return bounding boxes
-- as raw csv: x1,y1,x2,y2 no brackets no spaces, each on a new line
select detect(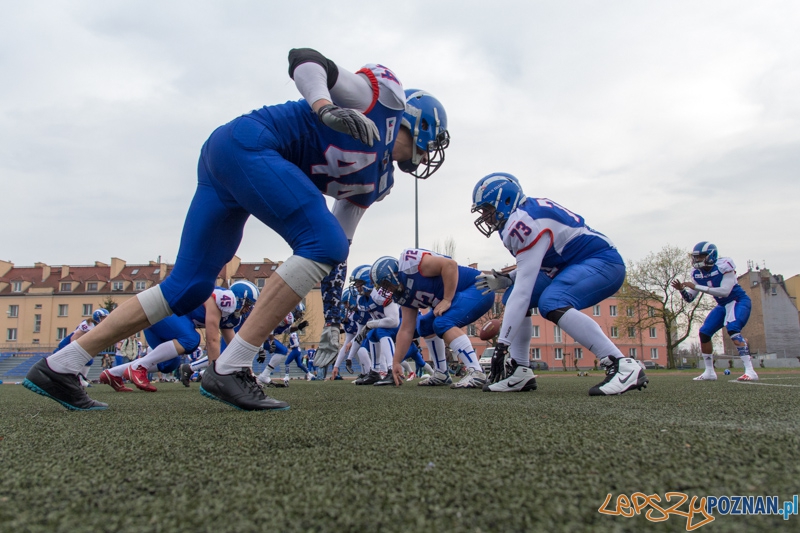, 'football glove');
475,269,513,295
290,320,309,333
353,325,373,345
317,104,380,147
313,325,341,368
256,347,267,364
488,343,509,384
